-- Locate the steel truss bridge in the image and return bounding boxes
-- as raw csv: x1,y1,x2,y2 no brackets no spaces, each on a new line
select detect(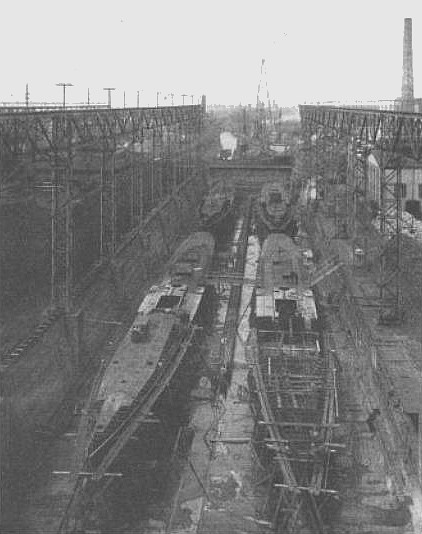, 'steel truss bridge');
0,104,204,311
299,105,422,322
